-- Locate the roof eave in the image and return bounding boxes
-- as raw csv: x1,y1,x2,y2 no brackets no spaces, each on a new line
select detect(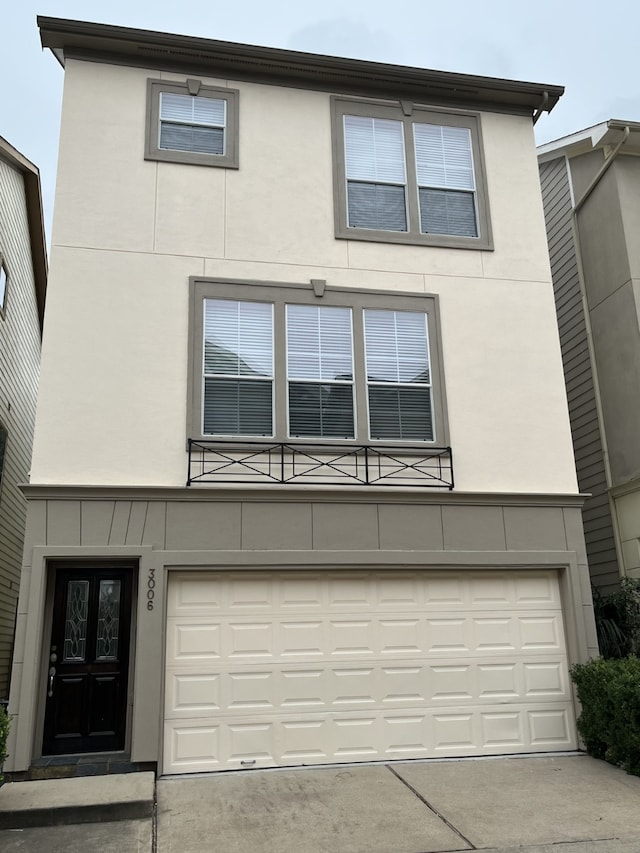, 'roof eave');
0,137,47,333
37,16,563,116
